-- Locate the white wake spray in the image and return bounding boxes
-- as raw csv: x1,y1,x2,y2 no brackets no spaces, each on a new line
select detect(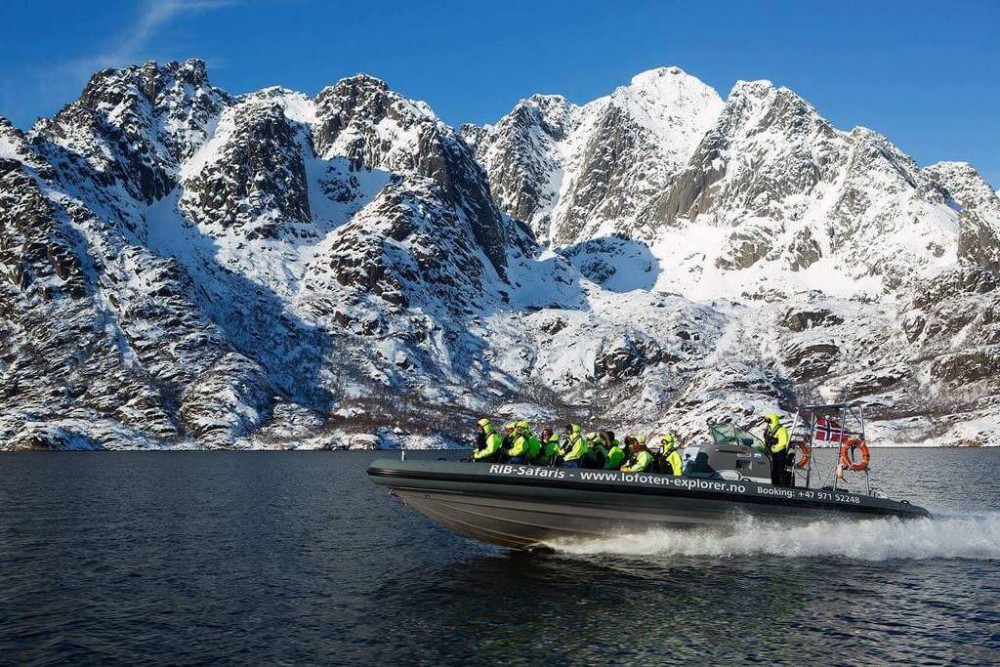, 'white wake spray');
546,512,1000,561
